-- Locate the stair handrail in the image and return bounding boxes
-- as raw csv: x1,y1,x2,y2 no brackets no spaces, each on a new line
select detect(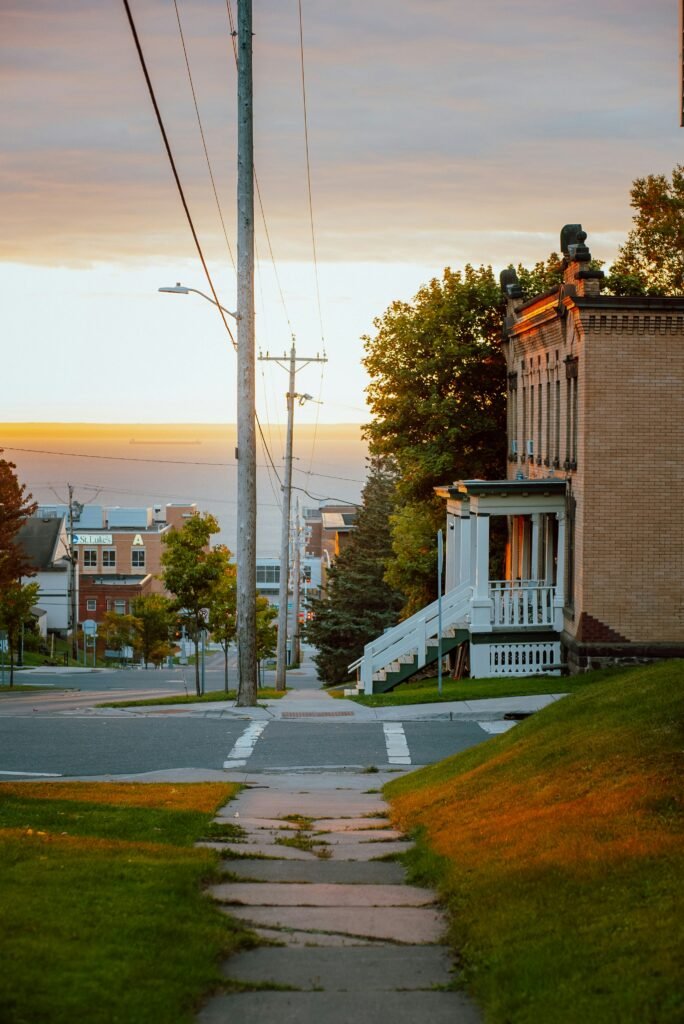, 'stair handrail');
347,581,471,674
